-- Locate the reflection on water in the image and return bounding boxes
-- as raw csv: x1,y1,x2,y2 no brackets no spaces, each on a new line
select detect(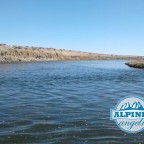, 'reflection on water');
0,60,144,144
